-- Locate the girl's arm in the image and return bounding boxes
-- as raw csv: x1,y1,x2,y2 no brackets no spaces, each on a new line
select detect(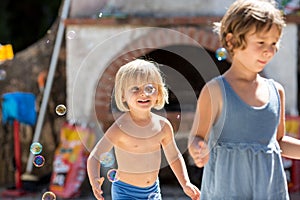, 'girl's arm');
188,80,221,167
162,122,200,200
276,82,300,159
279,136,300,159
